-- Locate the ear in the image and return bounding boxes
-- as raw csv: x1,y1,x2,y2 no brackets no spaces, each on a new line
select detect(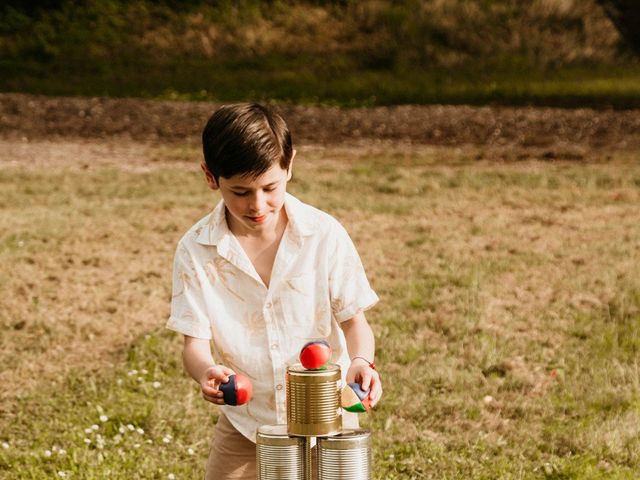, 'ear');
286,149,296,181
201,162,219,191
